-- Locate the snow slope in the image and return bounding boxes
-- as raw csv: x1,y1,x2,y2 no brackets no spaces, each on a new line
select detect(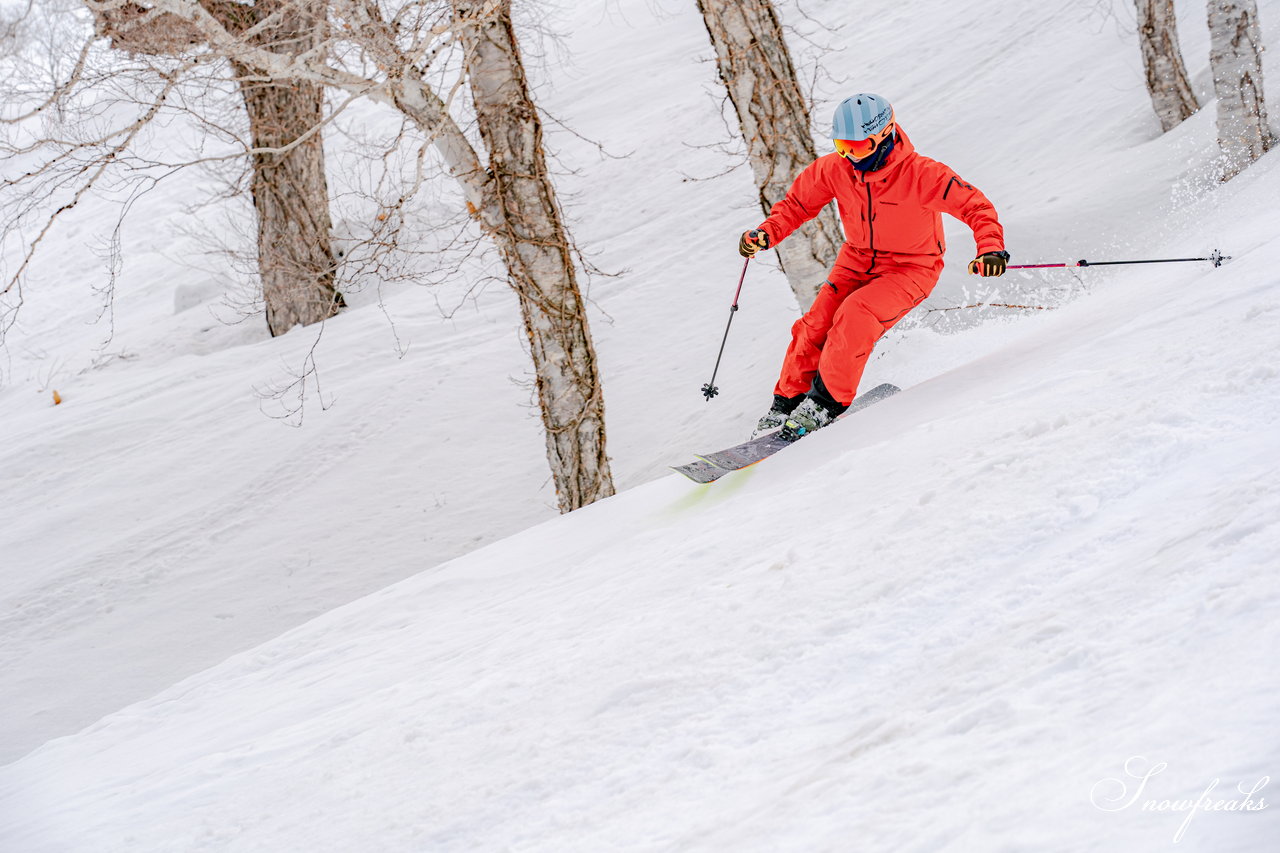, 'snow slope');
2,0,1279,848
3,160,1279,849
